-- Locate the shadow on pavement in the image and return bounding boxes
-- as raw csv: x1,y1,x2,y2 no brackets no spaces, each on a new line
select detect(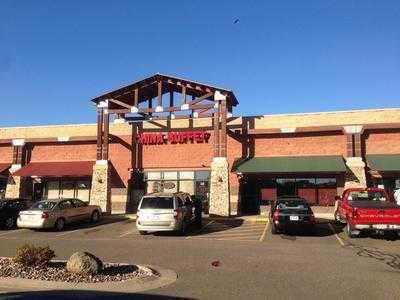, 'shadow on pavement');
33,215,134,233
0,290,193,300
277,219,339,239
